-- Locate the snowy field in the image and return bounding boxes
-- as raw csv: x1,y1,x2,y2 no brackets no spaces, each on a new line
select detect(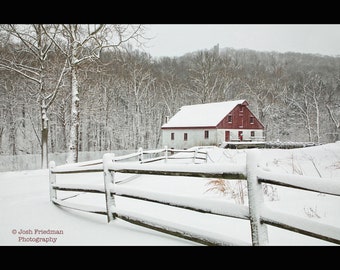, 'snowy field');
1,142,340,246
